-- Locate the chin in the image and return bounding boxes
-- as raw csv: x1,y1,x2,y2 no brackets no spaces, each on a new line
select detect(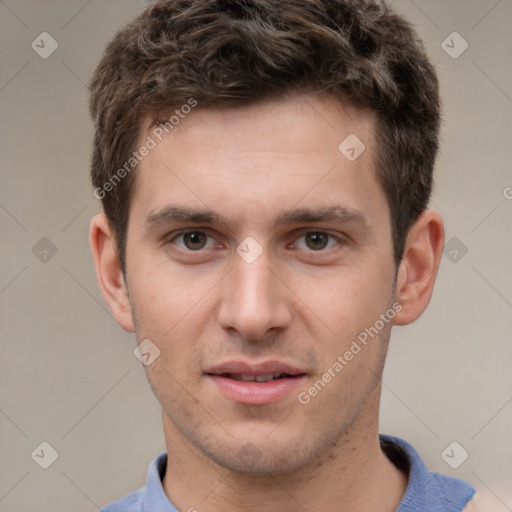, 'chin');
209,448,305,476
195,431,332,476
